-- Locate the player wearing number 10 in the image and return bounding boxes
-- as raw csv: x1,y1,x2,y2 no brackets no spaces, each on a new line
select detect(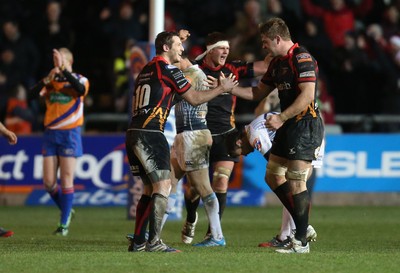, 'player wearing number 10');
125,31,238,252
